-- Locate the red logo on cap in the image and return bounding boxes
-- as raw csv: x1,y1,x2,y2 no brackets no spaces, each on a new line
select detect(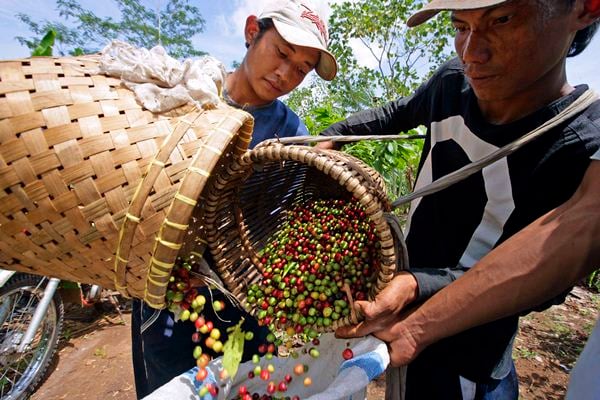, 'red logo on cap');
300,4,328,43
